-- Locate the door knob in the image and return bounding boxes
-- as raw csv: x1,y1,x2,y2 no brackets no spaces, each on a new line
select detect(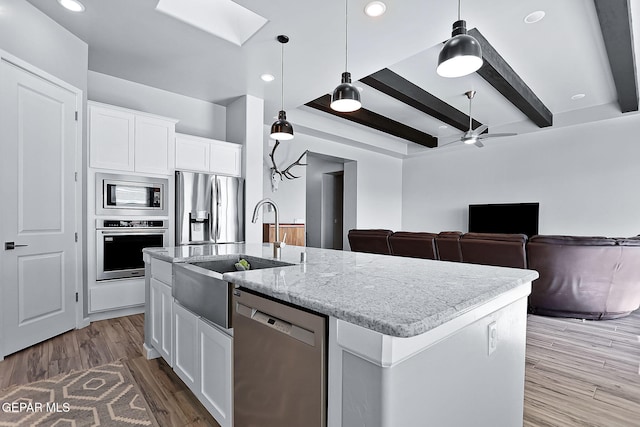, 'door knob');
4,242,28,250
